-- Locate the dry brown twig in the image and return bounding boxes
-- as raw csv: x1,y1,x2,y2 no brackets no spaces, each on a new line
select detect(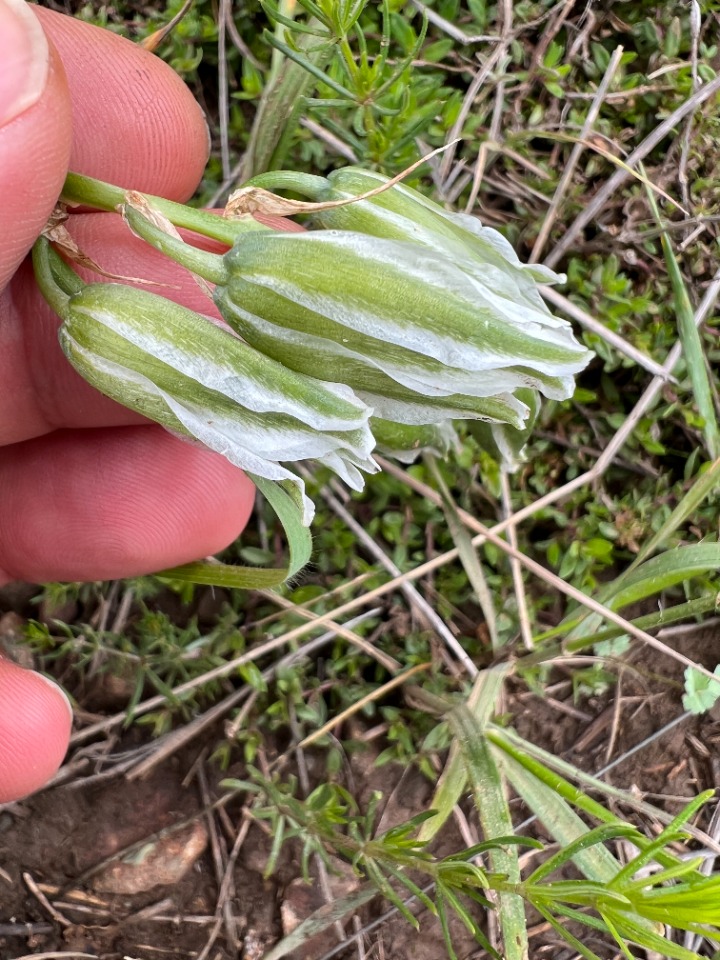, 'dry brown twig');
530,45,624,263
544,70,720,267
439,43,508,185
196,763,238,954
